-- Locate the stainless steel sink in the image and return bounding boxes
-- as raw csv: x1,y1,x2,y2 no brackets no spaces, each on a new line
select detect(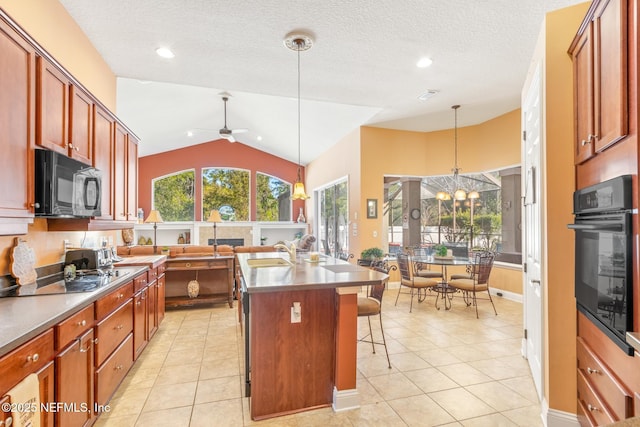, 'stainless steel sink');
246,258,293,268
